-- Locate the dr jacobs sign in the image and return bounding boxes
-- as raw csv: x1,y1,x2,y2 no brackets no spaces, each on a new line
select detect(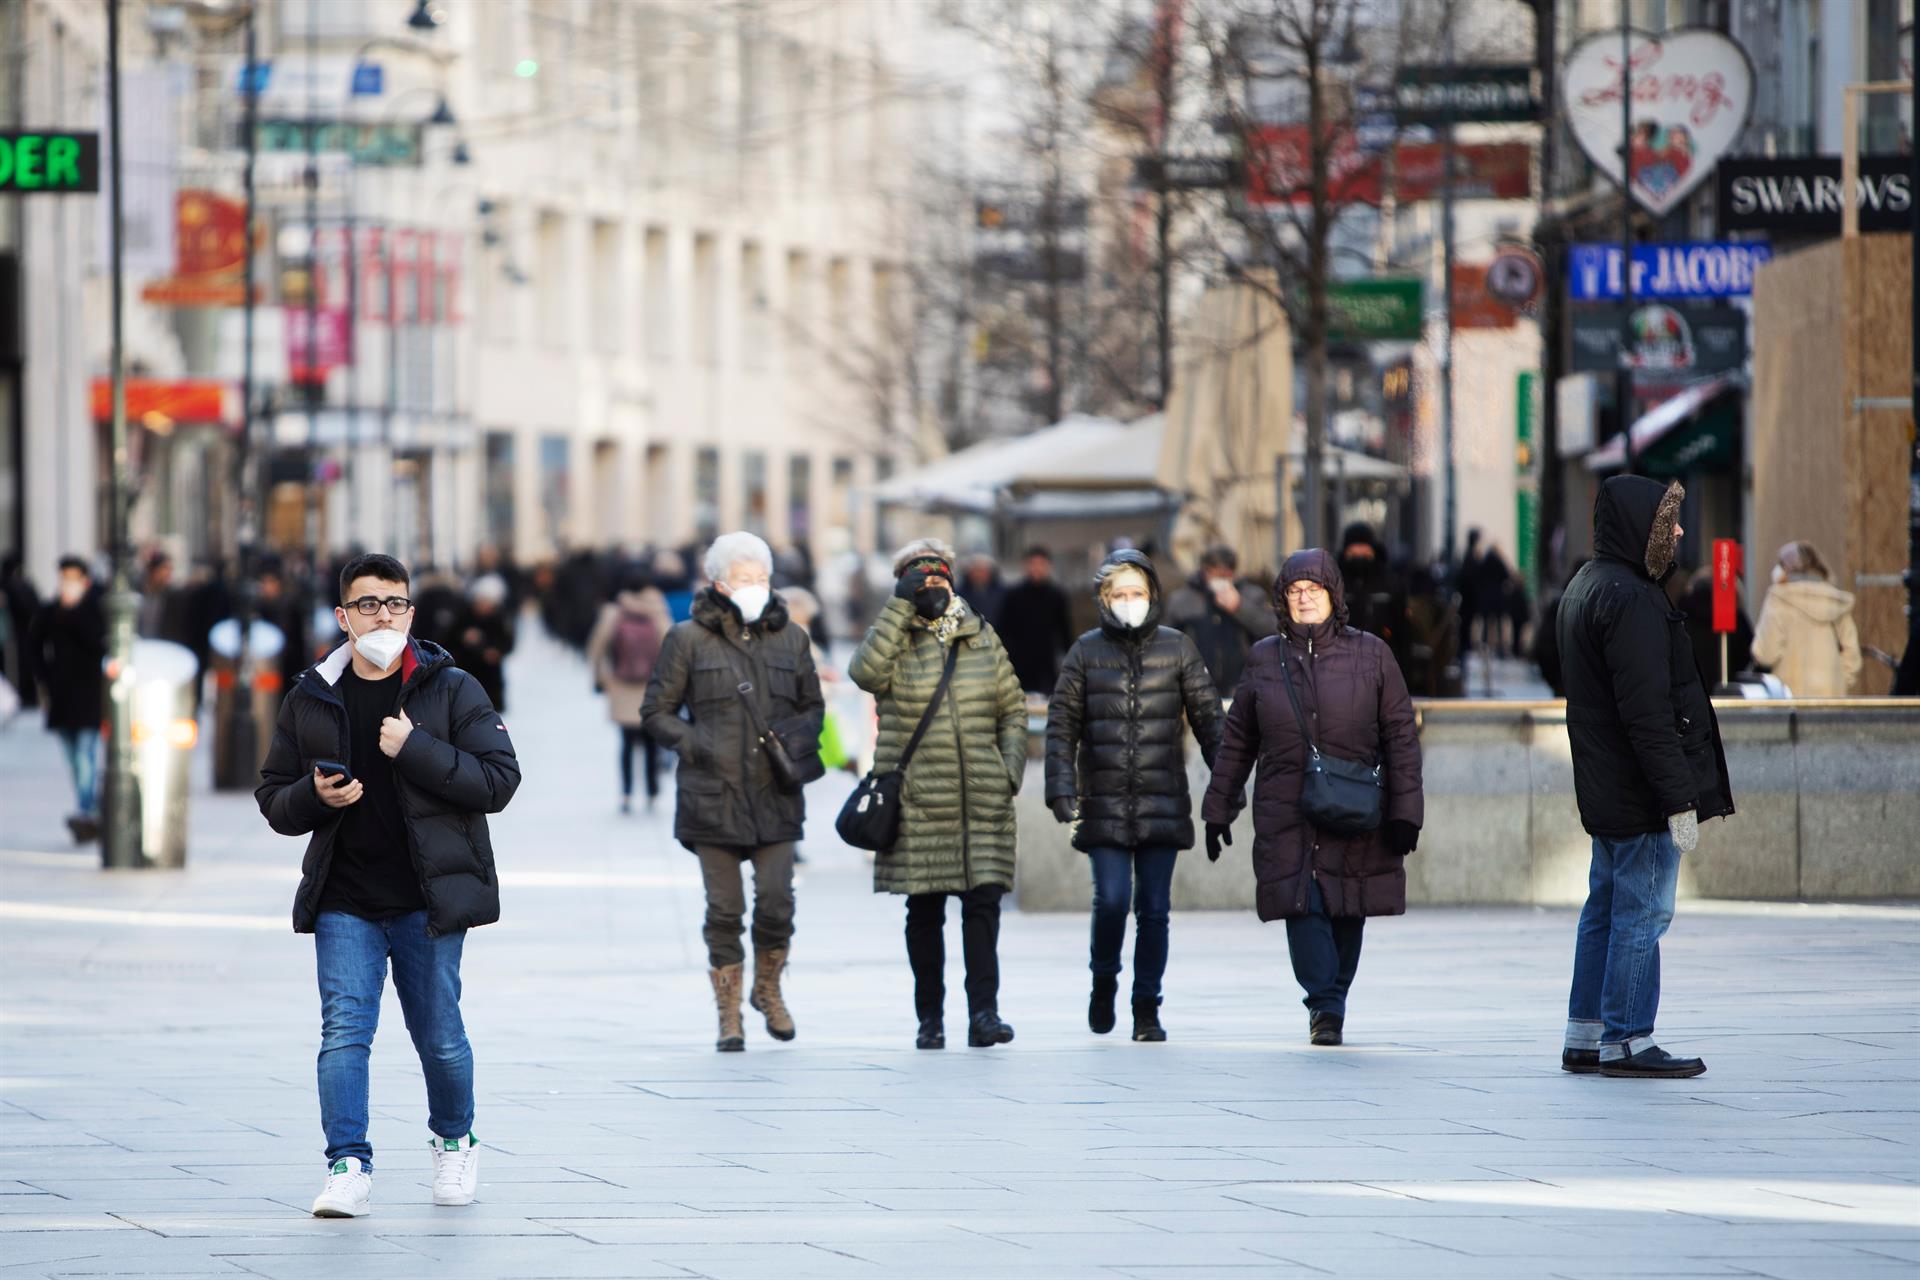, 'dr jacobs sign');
1567,241,1774,301
0,130,100,193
